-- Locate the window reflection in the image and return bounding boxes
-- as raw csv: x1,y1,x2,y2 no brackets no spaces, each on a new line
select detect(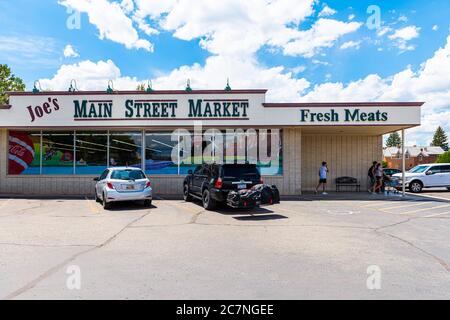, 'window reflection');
109,132,142,167
145,132,178,175
75,131,108,175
